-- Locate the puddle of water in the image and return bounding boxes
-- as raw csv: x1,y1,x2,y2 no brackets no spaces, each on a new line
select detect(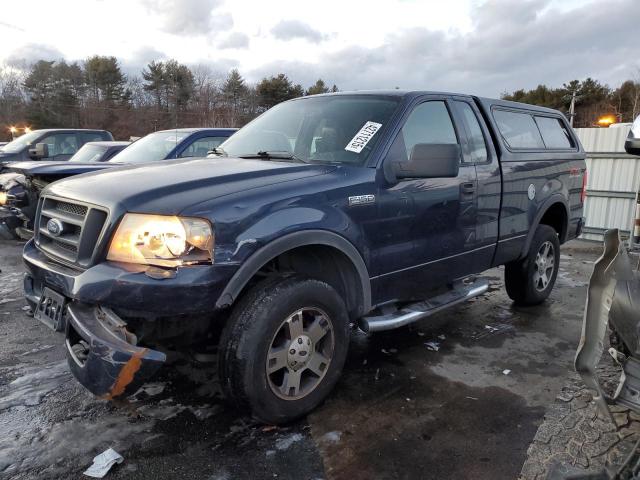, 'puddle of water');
473,323,516,340
0,361,71,411
556,269,588,288
19,344,55,356
0,412,154,476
